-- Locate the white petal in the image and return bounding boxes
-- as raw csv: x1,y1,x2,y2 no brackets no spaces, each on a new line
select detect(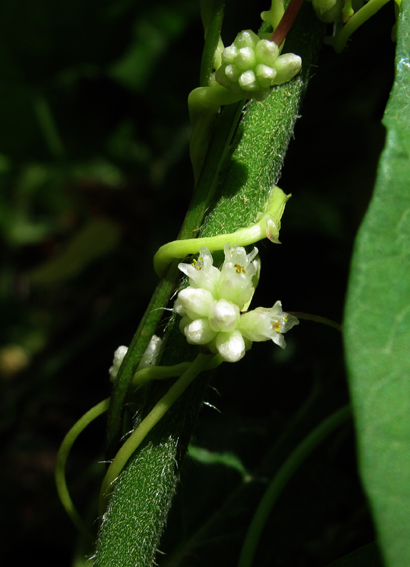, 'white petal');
179,315,192,334
184,318,217,345
217,244,258,309
208,299,240,332
178,247,220,295
109,345,128,381
173,296,186,316
238,301,299,346
238,309,271,342
176,287,214,320
215,330,246,363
